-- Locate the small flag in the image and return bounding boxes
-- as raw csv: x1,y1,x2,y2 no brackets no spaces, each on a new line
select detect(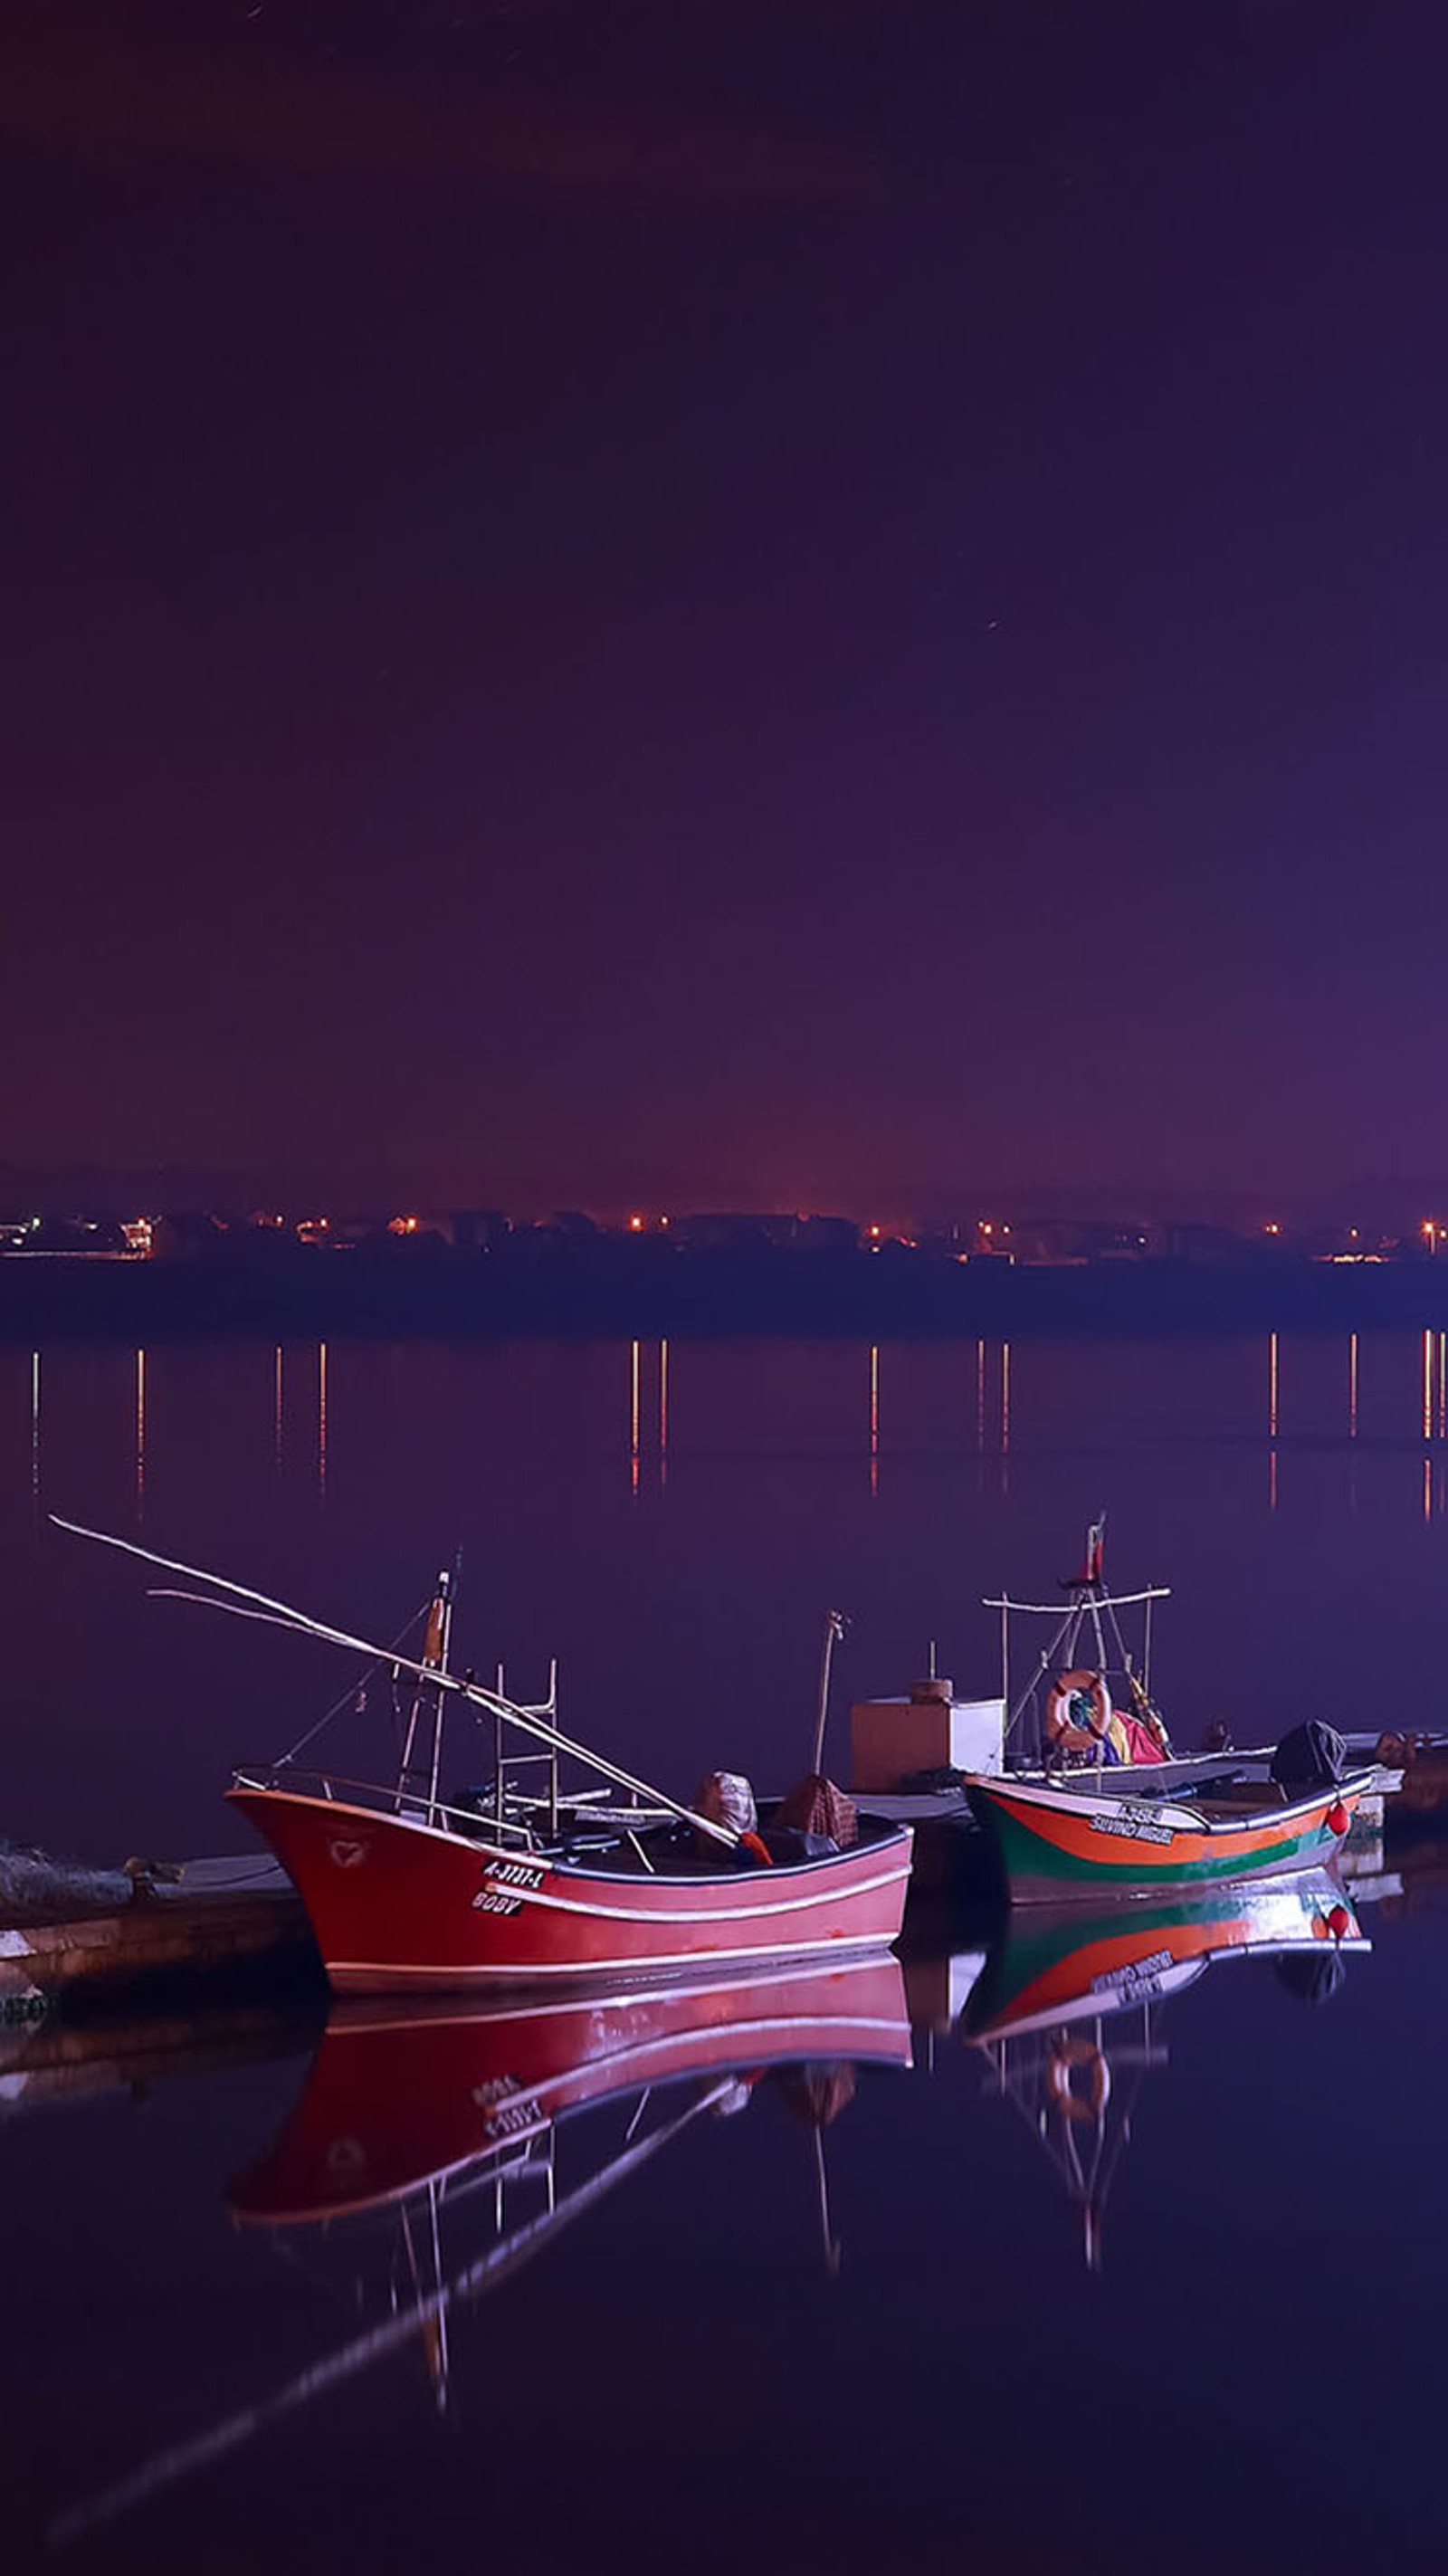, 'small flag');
1067,1515,1107,1588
